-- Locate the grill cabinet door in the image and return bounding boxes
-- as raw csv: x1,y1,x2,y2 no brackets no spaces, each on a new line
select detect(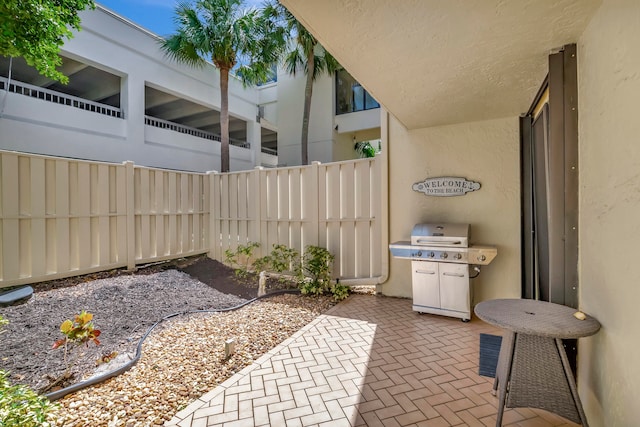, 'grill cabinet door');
439,263,470,313
411,261,439,309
